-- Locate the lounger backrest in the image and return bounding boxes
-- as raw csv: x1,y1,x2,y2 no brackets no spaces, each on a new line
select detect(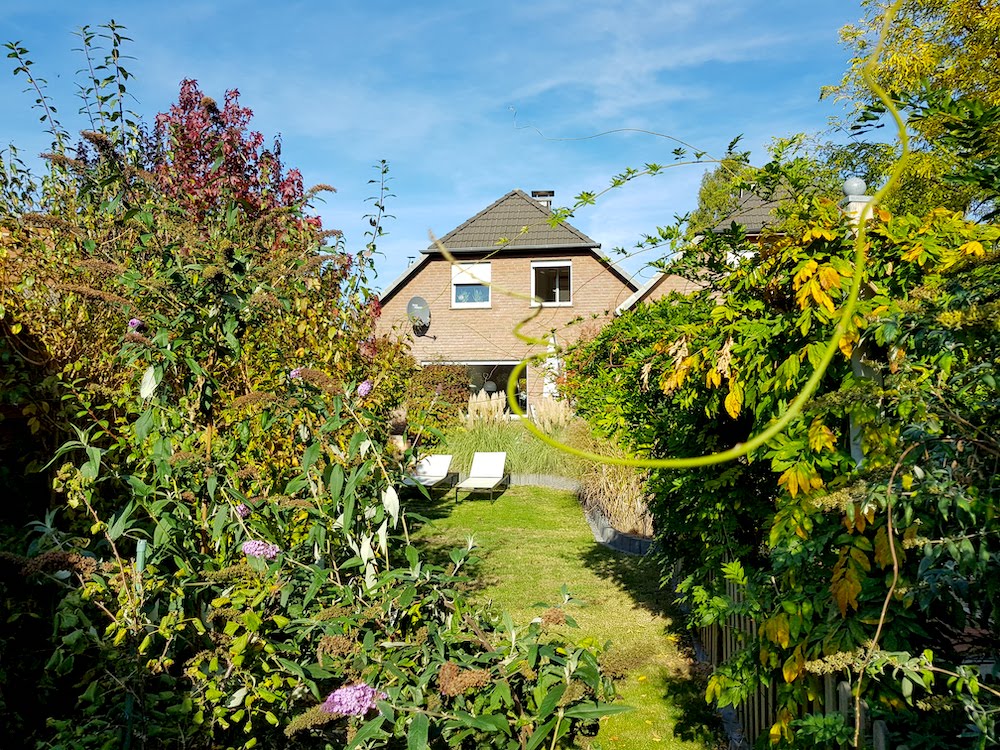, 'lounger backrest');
468,452,506,479
415,454,452,478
